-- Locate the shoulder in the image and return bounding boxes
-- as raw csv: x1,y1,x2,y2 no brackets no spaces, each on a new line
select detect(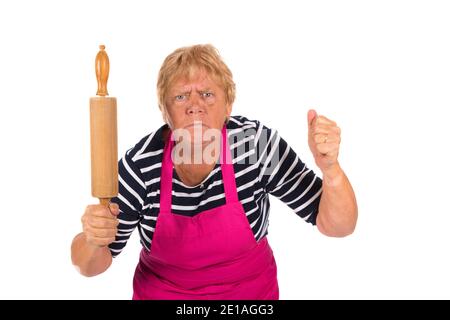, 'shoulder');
227,115,276,143
227,115,267,139
227,115,260,130
123,123,168,164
